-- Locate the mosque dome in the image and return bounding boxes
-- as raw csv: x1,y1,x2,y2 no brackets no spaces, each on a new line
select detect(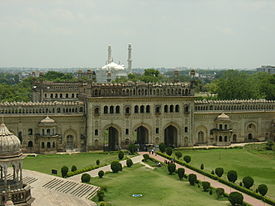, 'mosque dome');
216,113,230,121
0,123,21,157
101,62,125,71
